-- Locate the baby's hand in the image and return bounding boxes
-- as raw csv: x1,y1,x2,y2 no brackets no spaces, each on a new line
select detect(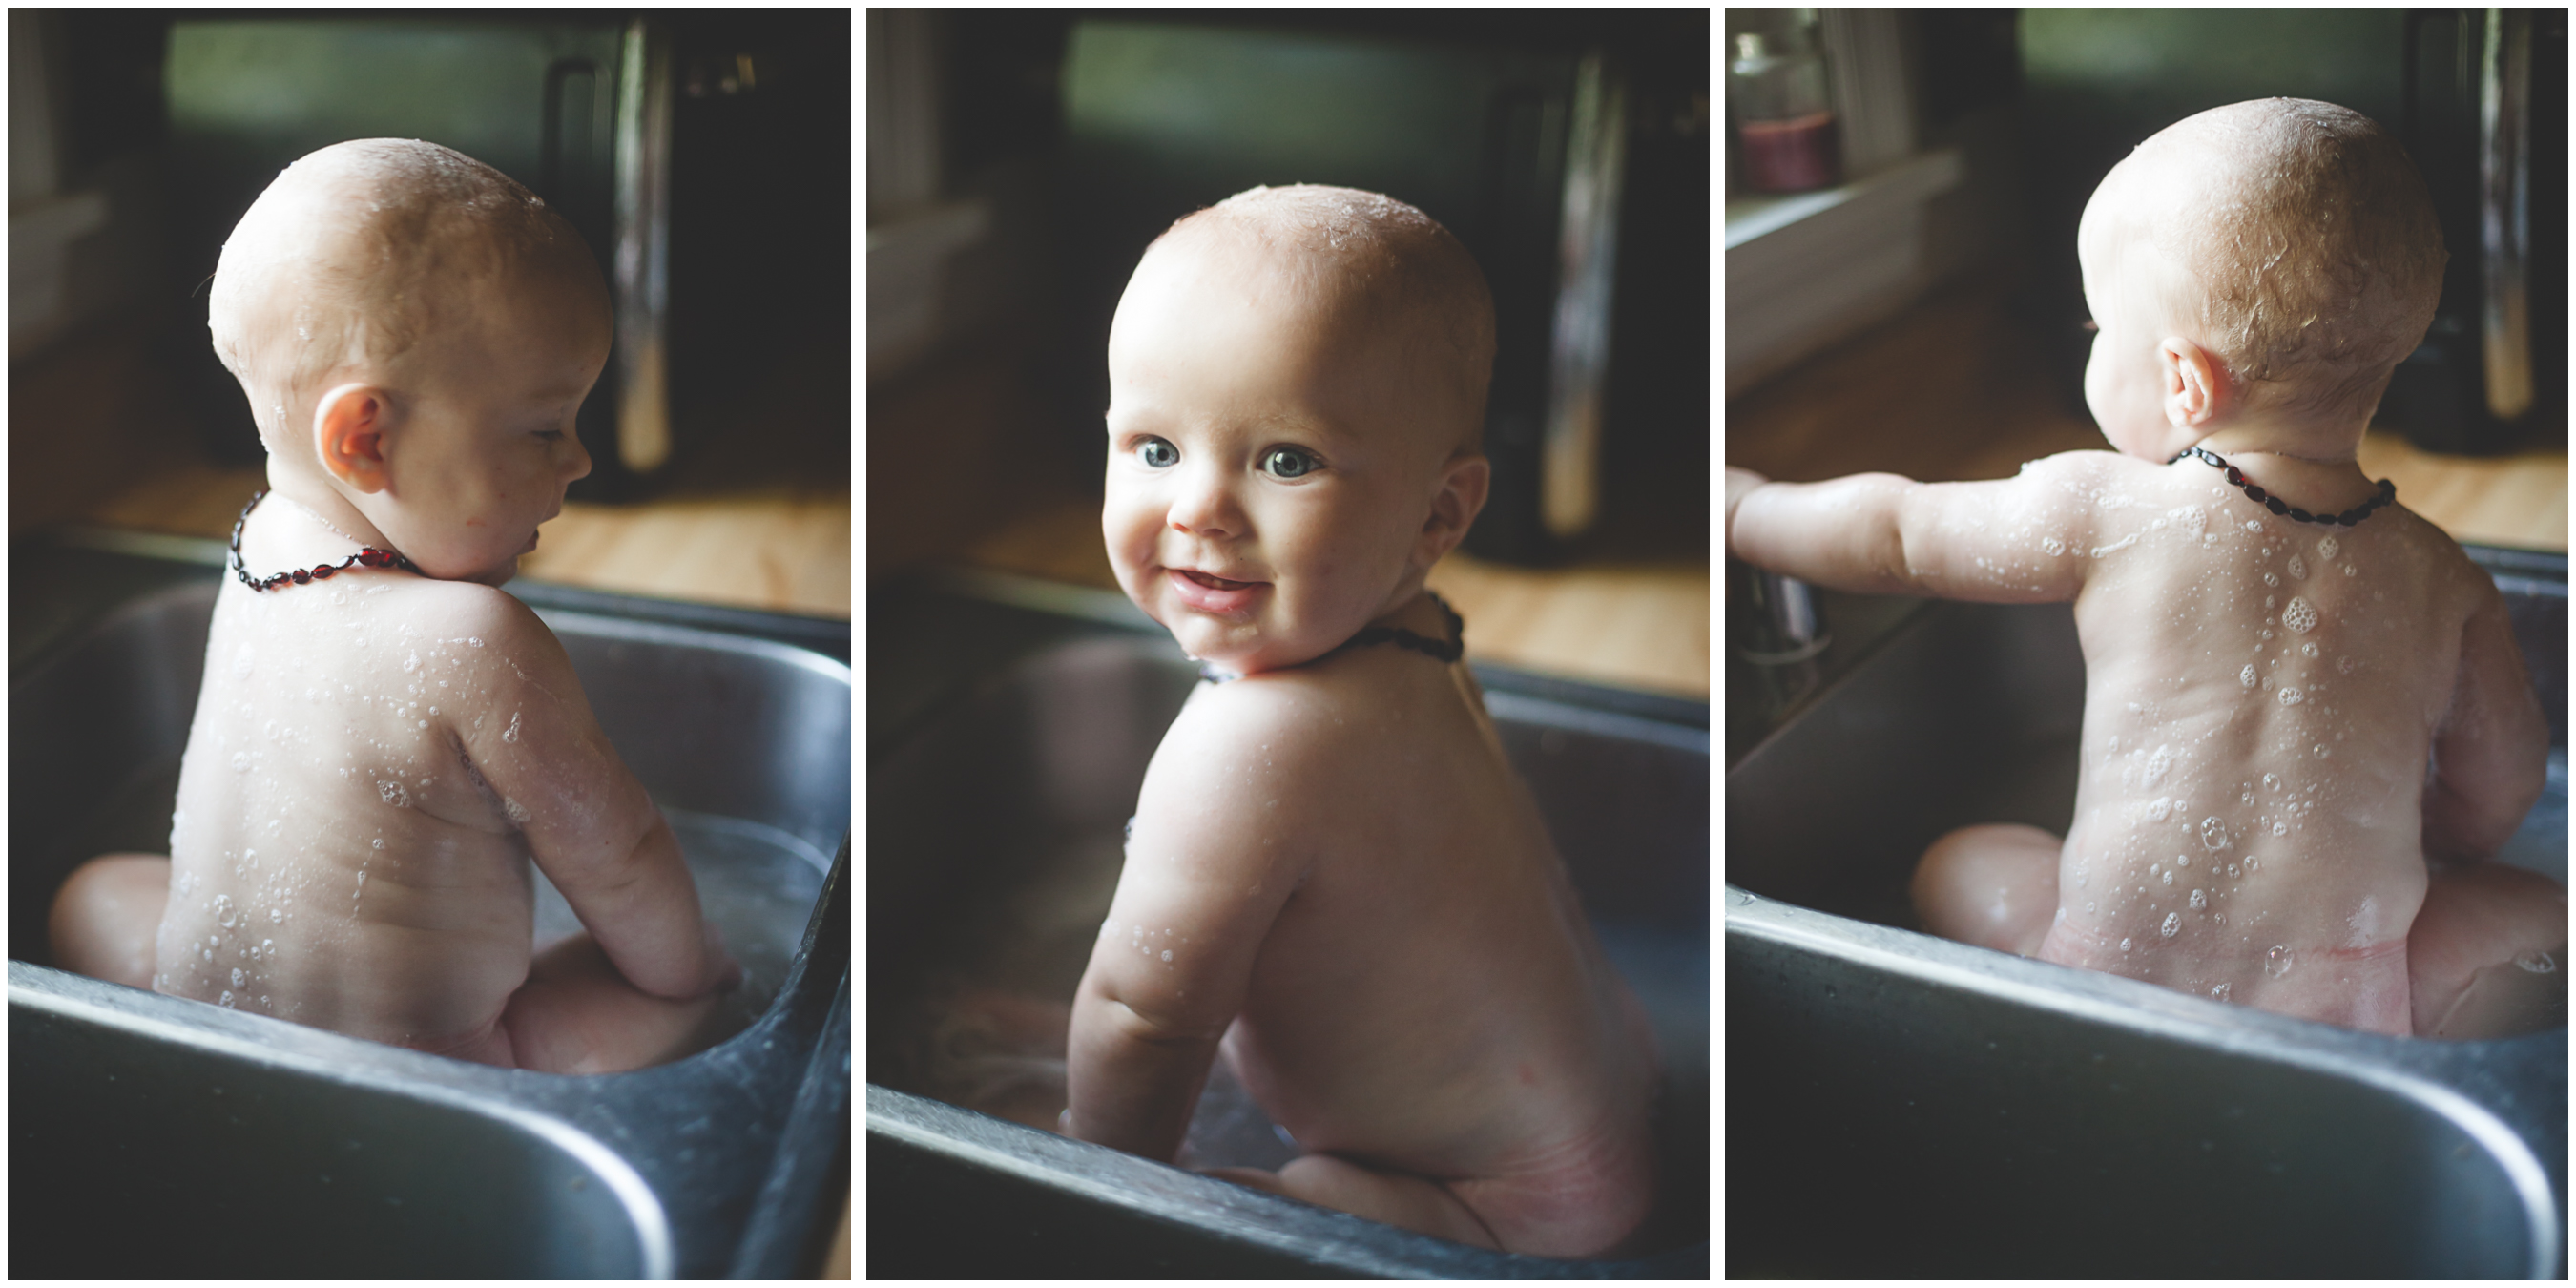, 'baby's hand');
1725,467,1770,552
